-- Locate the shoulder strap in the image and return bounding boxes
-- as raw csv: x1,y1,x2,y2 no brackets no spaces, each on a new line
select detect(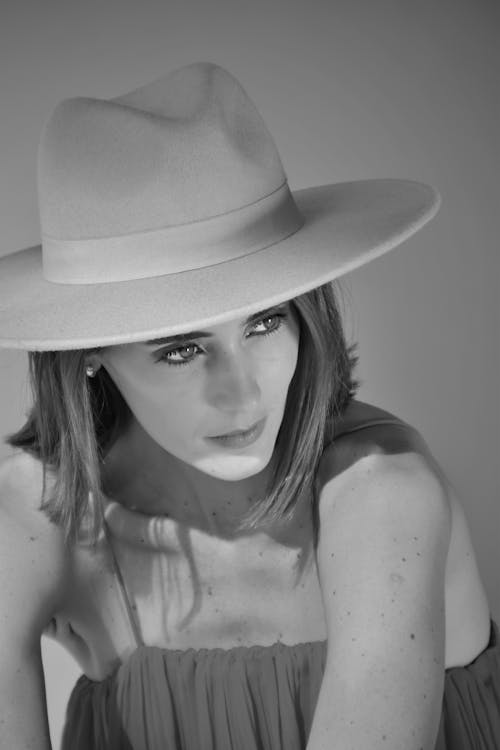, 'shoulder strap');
333,416,410,440
103,522,144,648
